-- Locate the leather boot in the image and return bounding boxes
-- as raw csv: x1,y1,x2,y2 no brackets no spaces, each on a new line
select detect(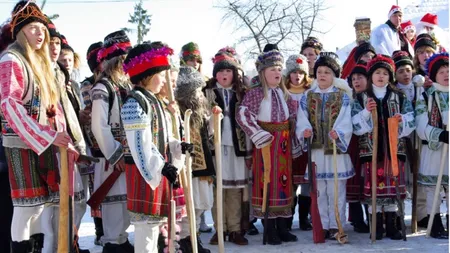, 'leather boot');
93,217,104,246
298,195,312,231
430,214,449,239
73,235,90,253
11,241,30,253
369,213,384,240
240,201,250,234
228,231,249,245
178,236,192,253
263,219,281,245
350,202,369,233
287,195,297,230
209,232,227,245
29,233,44,253
276,218,298,242
385,212,402,240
